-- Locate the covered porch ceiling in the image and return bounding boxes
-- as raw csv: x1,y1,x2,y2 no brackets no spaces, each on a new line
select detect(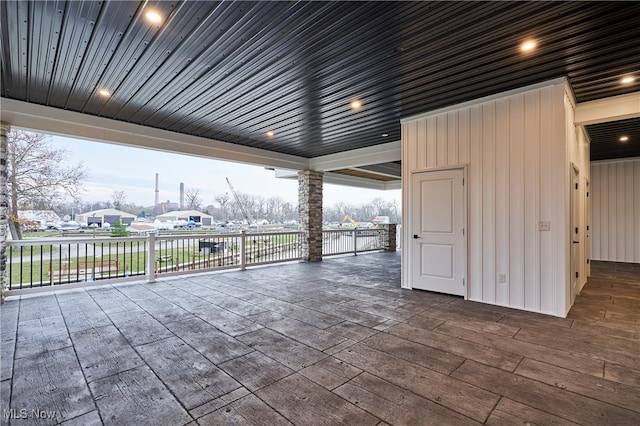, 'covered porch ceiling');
1,1,640,187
